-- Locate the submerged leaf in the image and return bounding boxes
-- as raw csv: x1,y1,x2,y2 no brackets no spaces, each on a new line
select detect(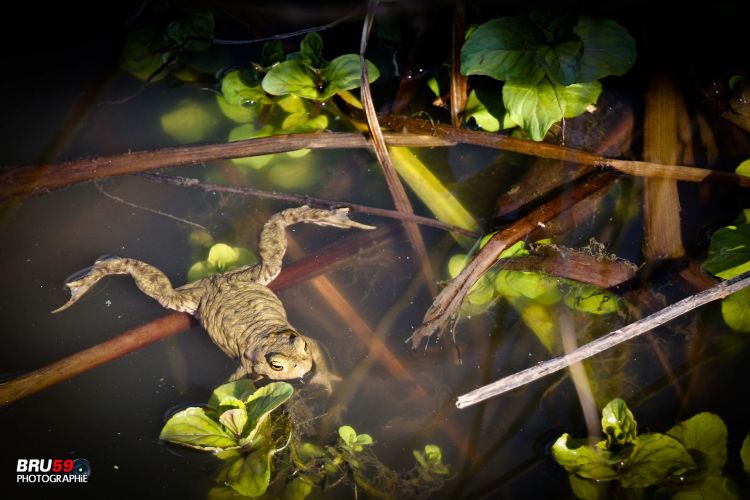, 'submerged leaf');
160,407,237,451
667,412,727,474
671,475,739,500
161,98,219,143
741,433,750,473
338,425,357,445
563,282,620,315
